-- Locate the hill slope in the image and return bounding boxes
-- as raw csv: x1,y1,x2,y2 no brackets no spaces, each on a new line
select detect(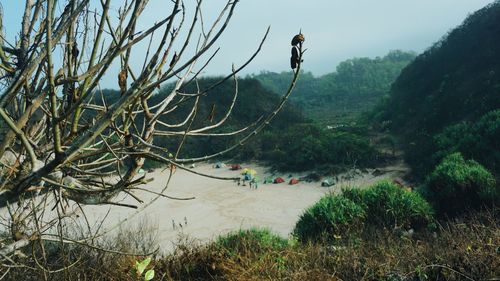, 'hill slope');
94,77,306,160
252,50,415,124
375,2,500,177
